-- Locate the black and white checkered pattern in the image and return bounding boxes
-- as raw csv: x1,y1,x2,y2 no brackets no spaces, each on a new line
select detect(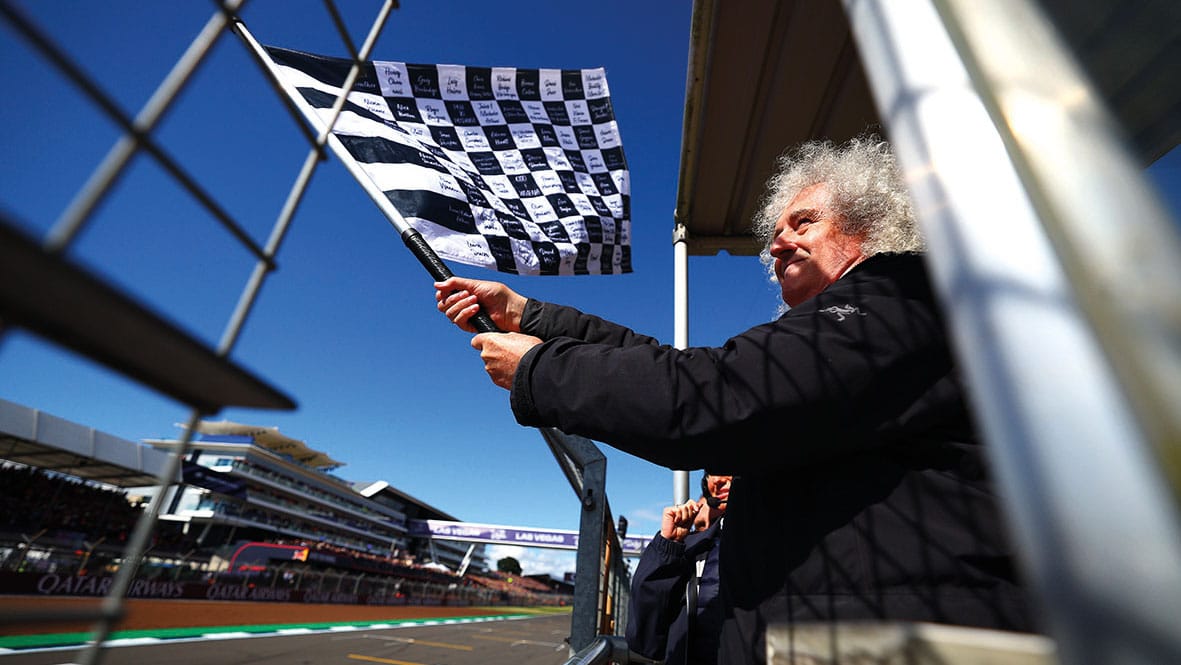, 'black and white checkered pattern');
265,46,631,276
